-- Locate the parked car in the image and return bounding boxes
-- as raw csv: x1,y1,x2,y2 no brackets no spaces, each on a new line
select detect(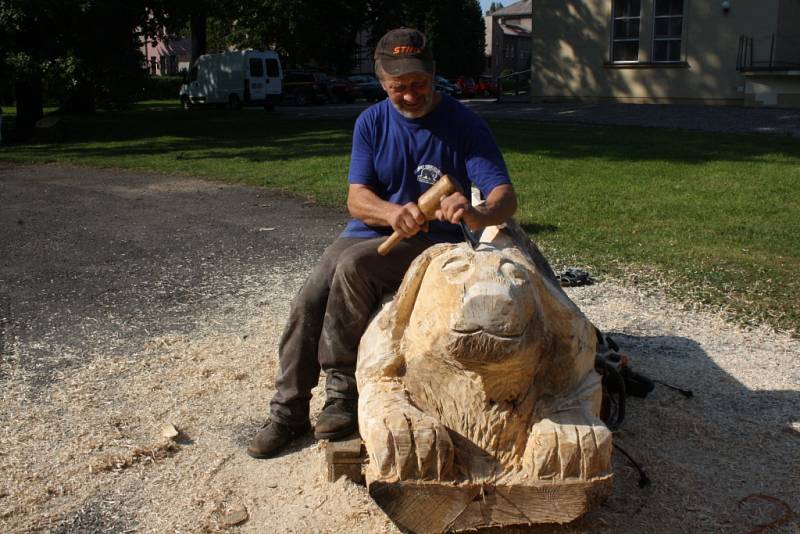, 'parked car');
475,76,498,97
455,76,476,98
348,74,386,101
328,76,360,103
180,50,282,110
434,75,462,98
282,70,331,105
